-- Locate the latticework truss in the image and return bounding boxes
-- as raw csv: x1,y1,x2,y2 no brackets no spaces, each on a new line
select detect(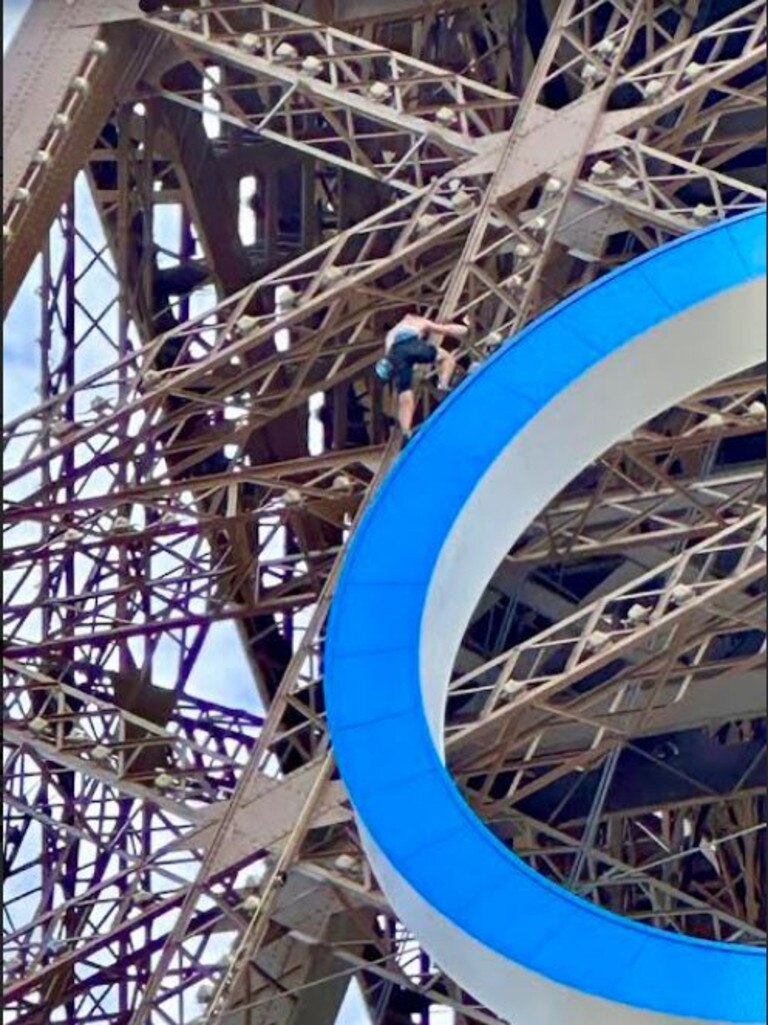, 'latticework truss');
3,1,766,1023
